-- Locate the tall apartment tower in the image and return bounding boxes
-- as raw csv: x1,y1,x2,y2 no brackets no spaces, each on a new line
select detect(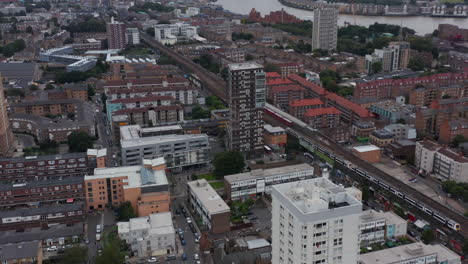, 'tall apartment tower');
227,62,266,158
0,76,14,157
312,7,338,51
106,17,126,50
271,178,362,264
389,41,411,69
